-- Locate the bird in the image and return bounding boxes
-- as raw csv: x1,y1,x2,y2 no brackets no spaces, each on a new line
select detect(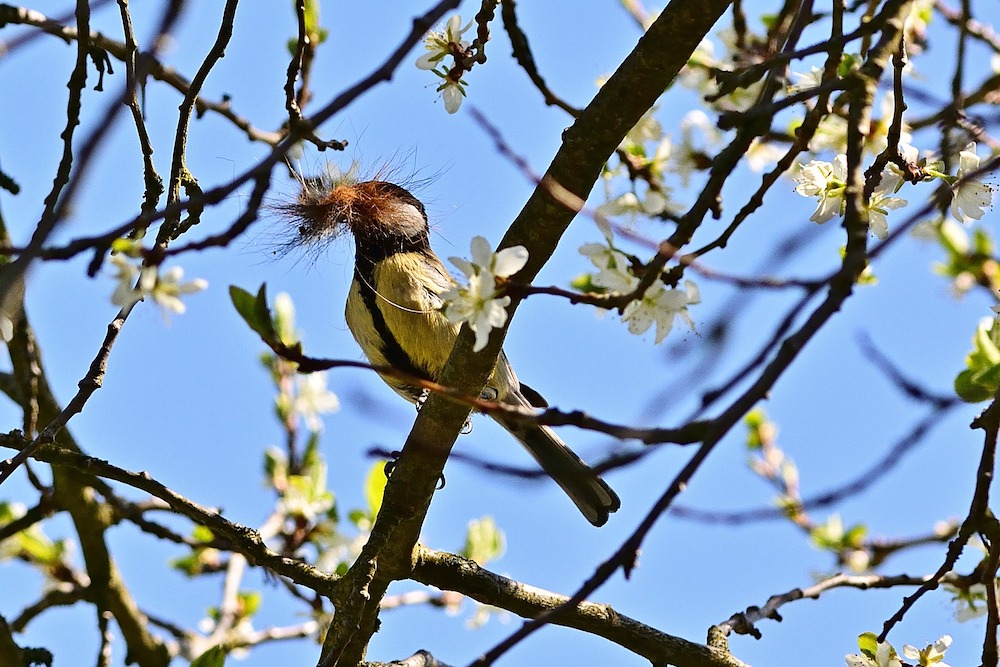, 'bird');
282,177,620,526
